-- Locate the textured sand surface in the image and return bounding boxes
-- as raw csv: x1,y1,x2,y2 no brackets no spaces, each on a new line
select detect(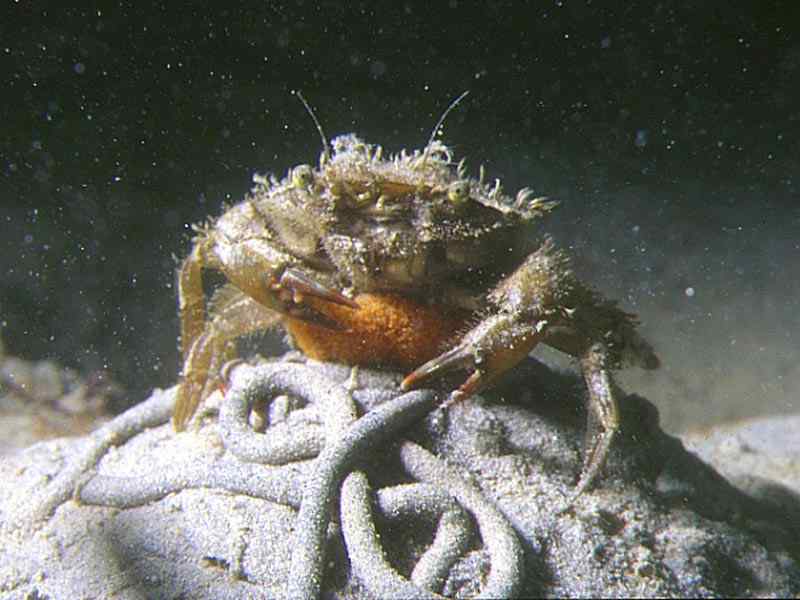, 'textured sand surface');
1,357,797,598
